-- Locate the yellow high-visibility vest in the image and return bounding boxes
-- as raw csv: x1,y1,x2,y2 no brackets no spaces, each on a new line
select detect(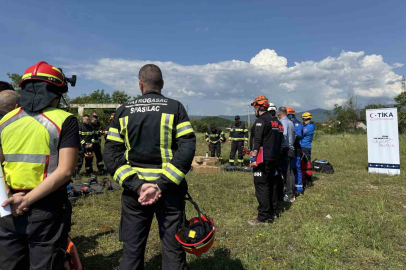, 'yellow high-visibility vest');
0,107,72,190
